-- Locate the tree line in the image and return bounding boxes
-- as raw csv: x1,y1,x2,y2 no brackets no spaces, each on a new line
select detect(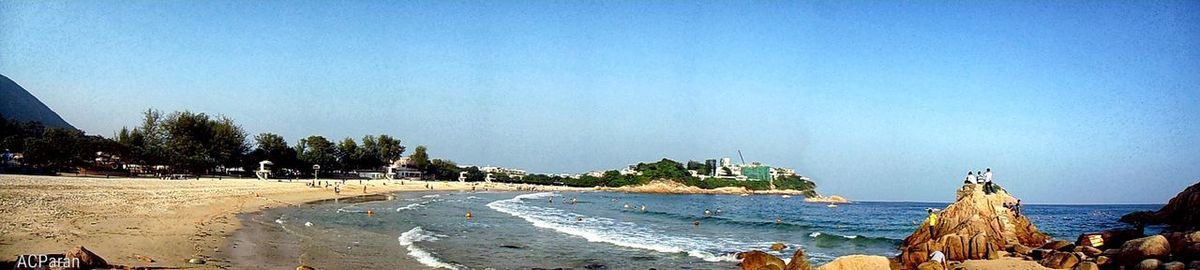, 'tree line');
1,109,417,177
